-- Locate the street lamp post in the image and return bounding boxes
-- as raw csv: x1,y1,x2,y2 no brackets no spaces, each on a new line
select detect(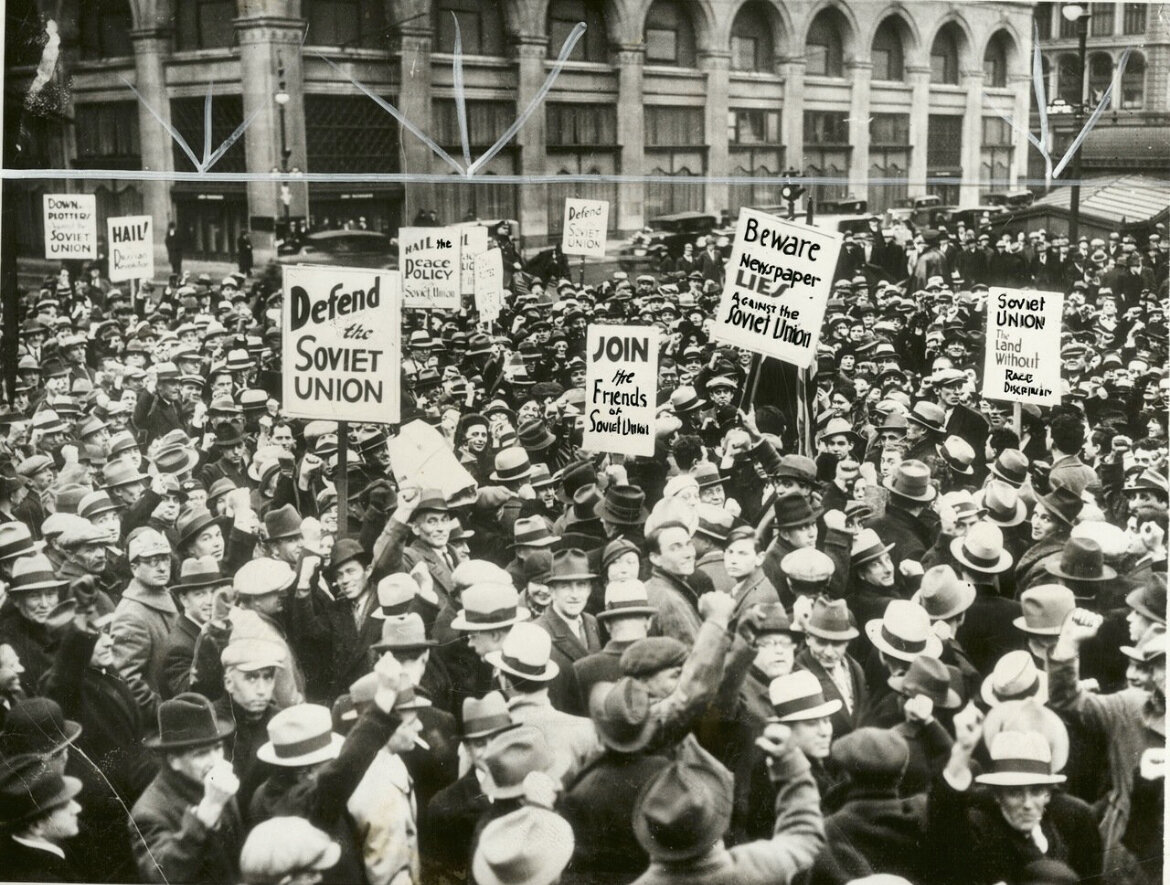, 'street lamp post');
274,63,291,239
1063,3,1089,241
